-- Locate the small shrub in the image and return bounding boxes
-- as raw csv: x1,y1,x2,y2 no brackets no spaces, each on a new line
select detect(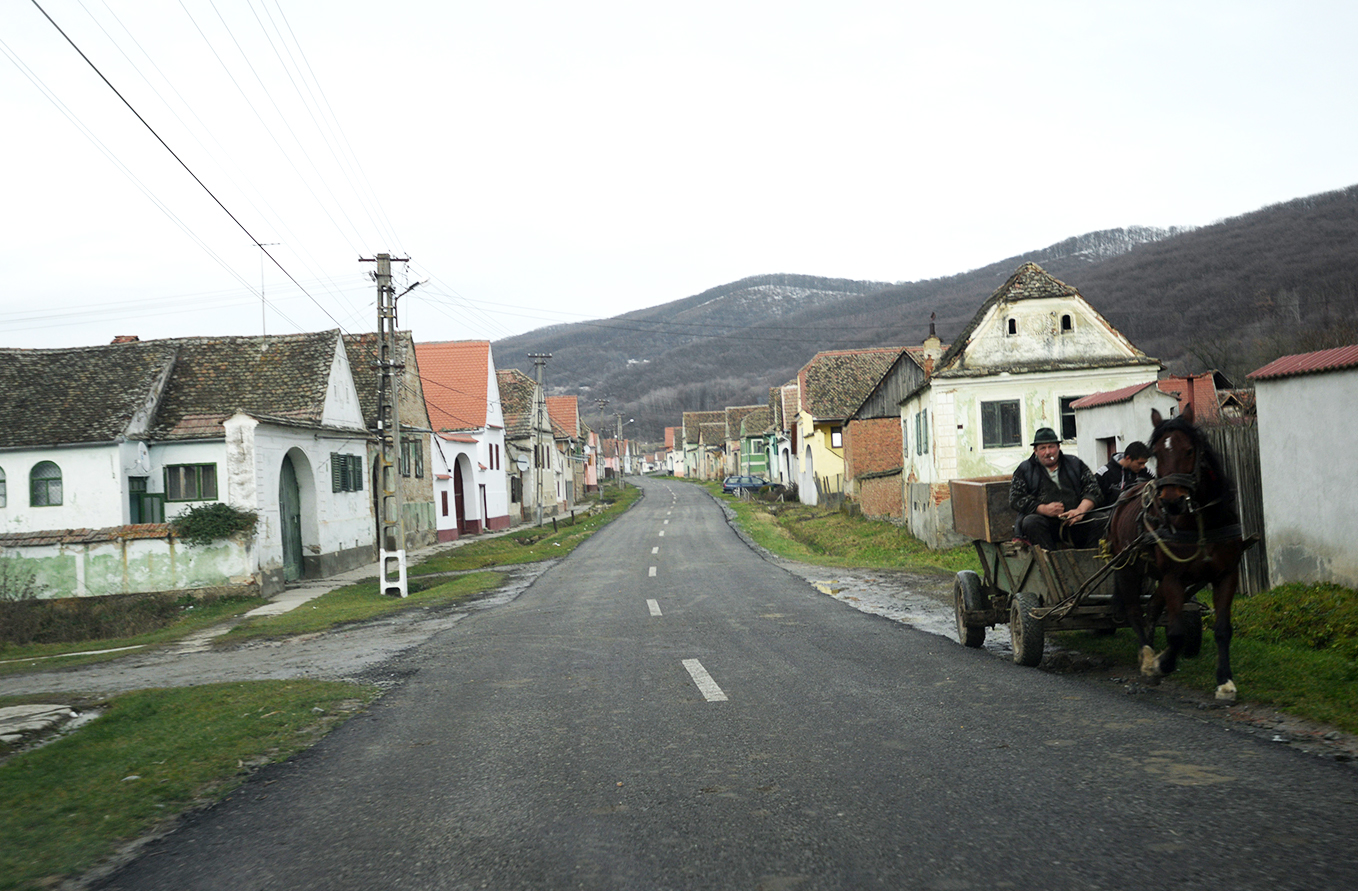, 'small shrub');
0,591,253,646
170,503,259,547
